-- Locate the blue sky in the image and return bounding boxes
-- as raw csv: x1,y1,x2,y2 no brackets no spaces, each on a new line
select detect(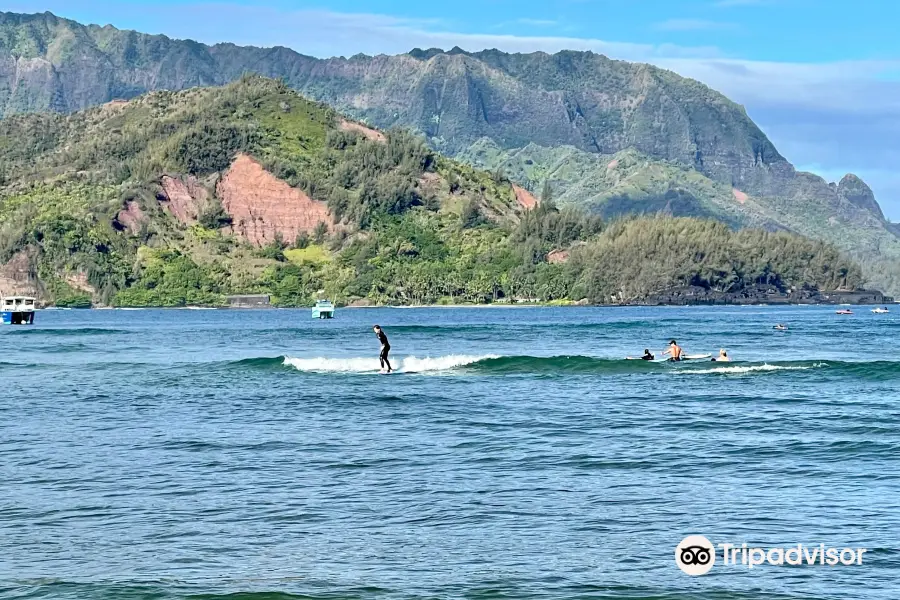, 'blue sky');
12,0,900,219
